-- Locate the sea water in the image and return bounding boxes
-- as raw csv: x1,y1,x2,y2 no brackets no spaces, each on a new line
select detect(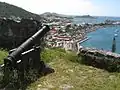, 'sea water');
73,16,120,24
73,16,120,53
80,25,120,54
